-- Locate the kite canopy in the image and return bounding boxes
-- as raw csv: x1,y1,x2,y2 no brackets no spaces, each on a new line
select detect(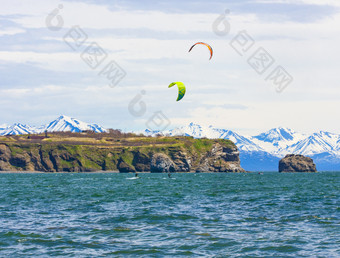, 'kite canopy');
189,42,213,60
168,82,186,101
